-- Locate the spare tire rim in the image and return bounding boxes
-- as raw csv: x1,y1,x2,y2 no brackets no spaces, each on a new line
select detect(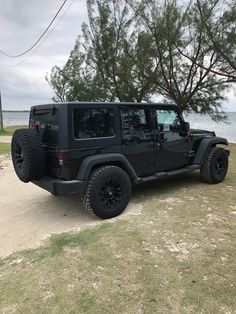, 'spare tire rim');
99,179,122,208
14,143,24,170
215,156,225,176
